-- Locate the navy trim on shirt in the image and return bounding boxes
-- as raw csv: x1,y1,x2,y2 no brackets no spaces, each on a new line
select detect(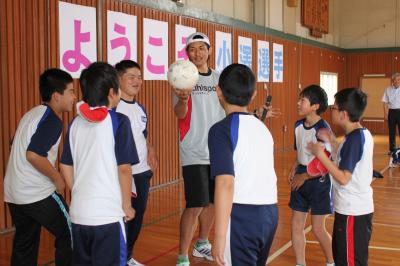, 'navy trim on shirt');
27,106,63,157
339,128,365,173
